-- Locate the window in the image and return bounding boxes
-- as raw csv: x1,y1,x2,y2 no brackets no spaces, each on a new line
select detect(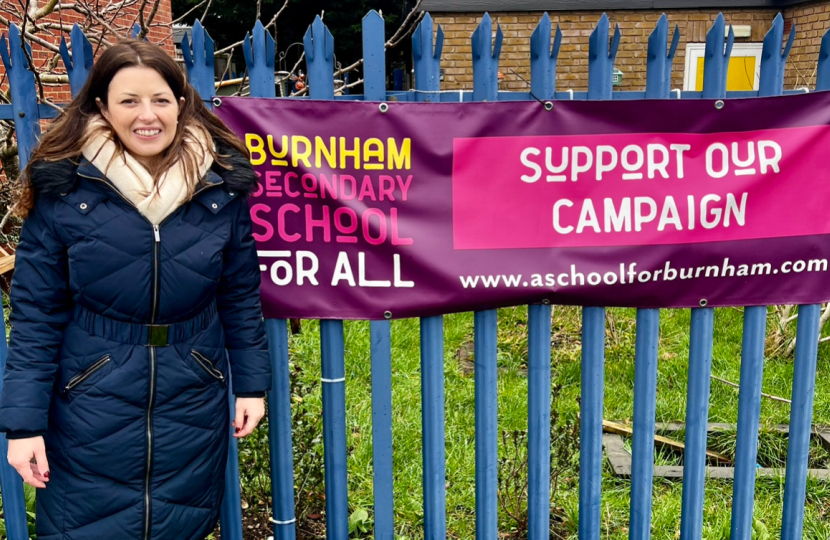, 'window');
683,43,763,92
